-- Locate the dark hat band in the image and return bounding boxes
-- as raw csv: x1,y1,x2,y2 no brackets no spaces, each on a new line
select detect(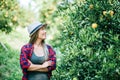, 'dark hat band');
30,24,42,35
